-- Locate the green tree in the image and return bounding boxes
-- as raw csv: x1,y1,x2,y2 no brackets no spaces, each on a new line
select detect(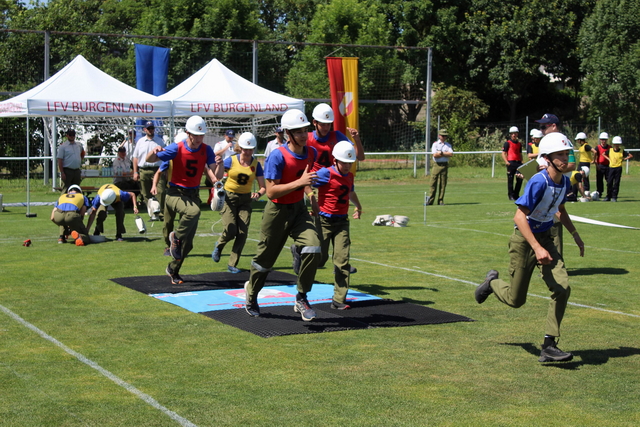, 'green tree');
430,83,488,163
464,0,585,122
579,0,640,131
135,0,265,88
